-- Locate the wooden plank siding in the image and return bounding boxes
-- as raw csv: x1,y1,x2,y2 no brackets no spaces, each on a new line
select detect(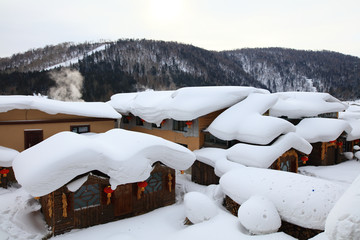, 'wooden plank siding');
39,163,176,236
